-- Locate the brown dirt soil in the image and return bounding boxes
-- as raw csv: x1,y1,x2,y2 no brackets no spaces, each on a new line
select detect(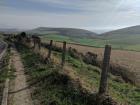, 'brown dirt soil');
8,46,33,105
